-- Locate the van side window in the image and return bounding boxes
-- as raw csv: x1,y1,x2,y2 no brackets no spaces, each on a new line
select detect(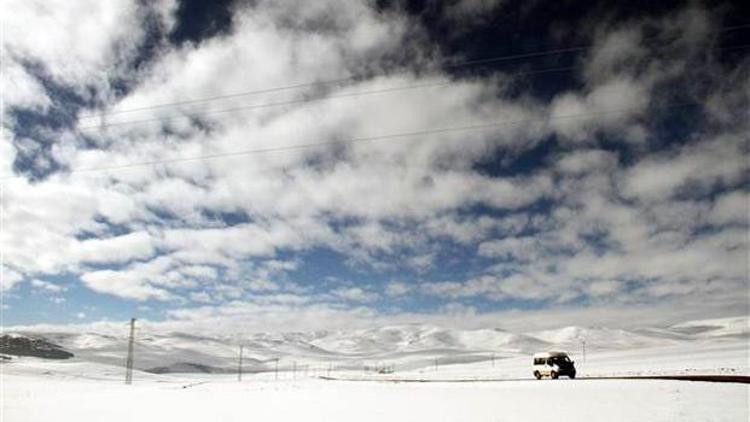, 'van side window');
534,358,545,365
